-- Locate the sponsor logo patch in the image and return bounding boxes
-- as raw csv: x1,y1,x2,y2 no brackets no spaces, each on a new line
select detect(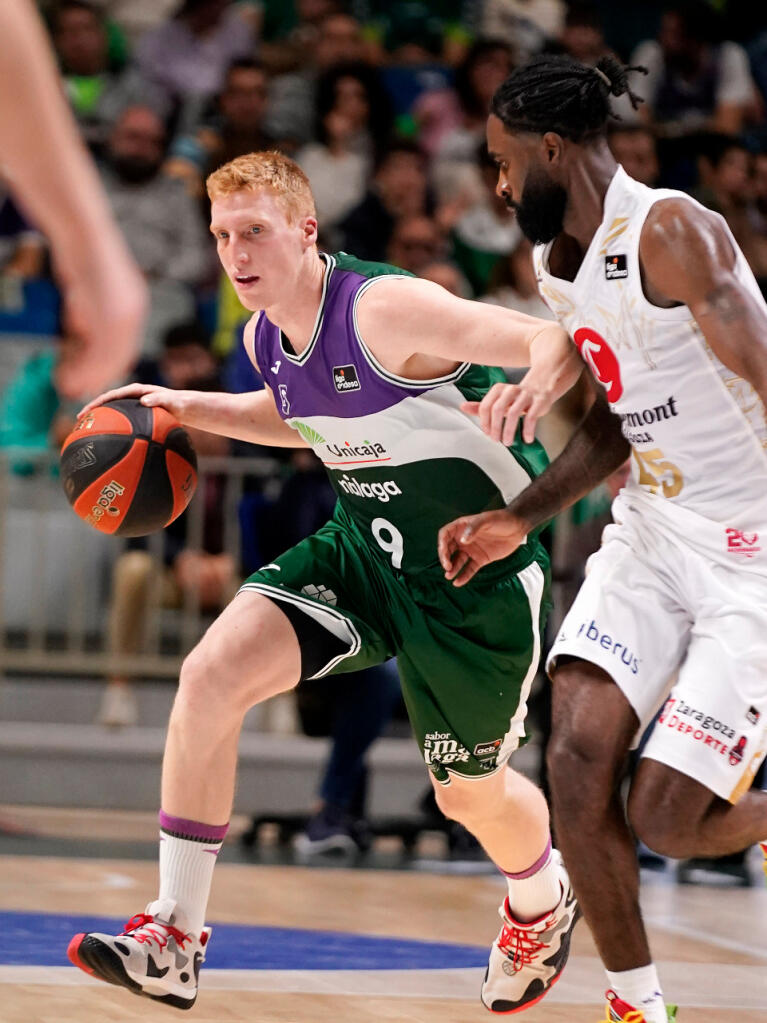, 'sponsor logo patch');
729,735,747,766
576,620,639,675
658,696,746,763
85,479,125,528
324,439,390,463
726,528,761,558
278,383,290,416
619,395,679,444
573,327,623,402
300,583,337,606
337,474,402,503
474,739,503,758
63,441,97,479
747,706,761,725
605,253,628,279
423,731,470,767
333,364,361,393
